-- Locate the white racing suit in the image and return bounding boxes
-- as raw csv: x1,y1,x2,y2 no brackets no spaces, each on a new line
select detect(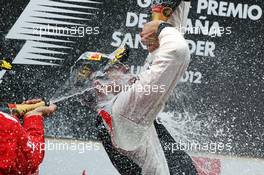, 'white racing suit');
99,2,193,175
